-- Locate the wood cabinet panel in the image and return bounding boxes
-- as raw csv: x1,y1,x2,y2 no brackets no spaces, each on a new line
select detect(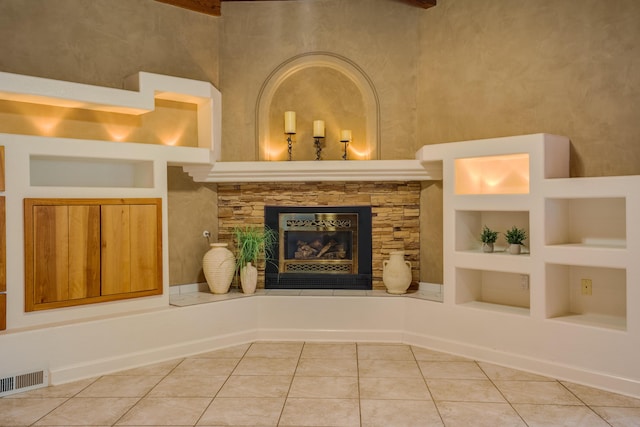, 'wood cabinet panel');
0,196,5,294
0,146,4,192
0,294,5,331
25,198,162,311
